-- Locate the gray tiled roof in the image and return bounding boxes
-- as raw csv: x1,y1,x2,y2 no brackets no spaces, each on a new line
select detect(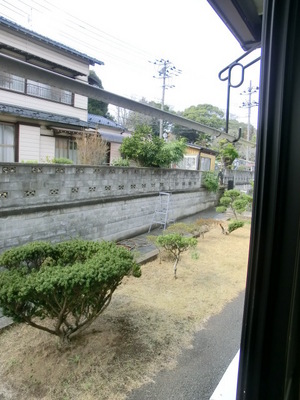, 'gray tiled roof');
0,16,103,66
0,105,126,133
0,103,89,127
100,132,124,144
88,114,124,129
